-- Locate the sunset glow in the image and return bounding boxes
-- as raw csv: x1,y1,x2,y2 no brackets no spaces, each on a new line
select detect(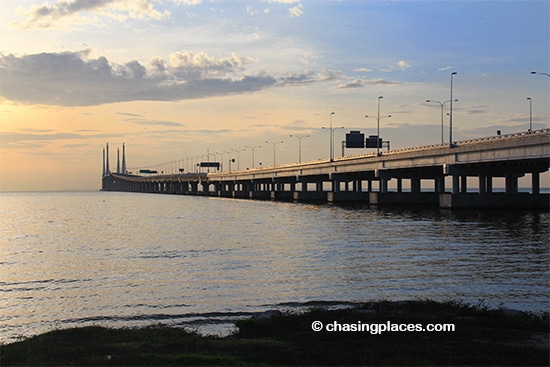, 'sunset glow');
1,0,548,191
